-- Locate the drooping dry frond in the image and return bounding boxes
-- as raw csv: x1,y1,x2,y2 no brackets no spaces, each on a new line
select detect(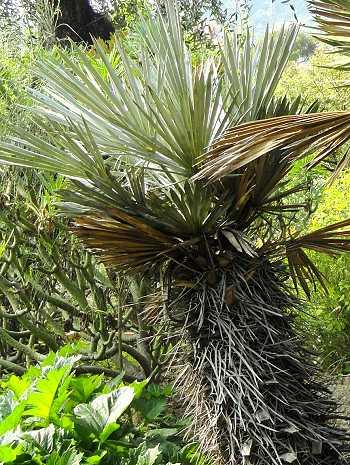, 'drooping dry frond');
285,218,350,295
262,218,350,296
72,208,178,268
287,217,350,255
286,247,327,297
195,112,350,182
